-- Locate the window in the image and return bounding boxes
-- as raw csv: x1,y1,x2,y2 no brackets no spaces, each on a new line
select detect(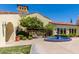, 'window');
18,6,21,10
22,7,24,10
60,28,63,34
24,8,26,10
69,28,72,34
64,28,66,34
69,28,76,34
73,29,76,34
74,29,76,34
72,29,73,34
57,28,60,34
